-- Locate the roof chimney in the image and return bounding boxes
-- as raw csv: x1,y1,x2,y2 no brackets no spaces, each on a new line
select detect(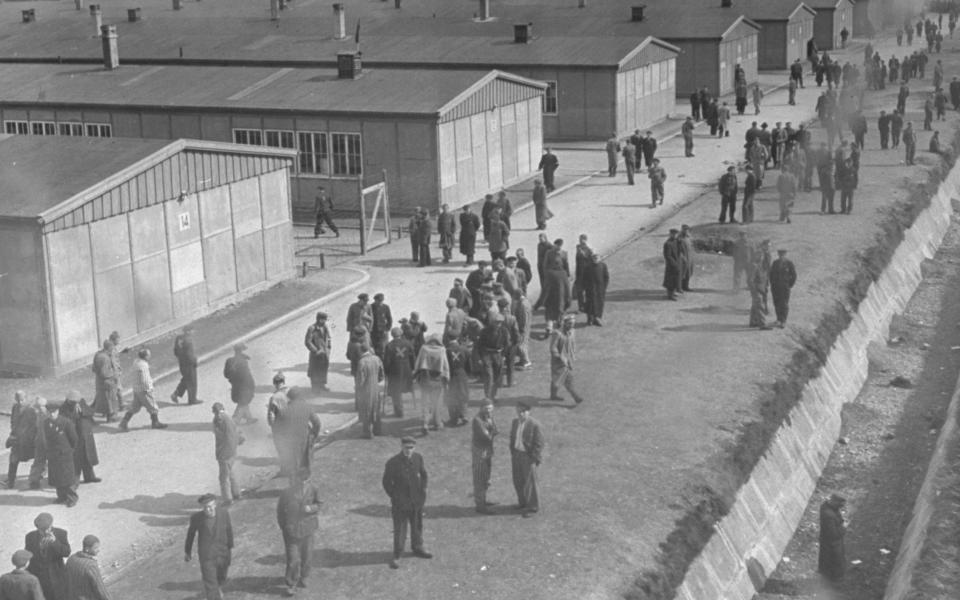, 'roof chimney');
333,3,347,40
578,0,585,7
127,8,142,21
721,0,732,6
514,22,532,43
478,0,490,21
90,5,102,37
173,0,182,9
75,0,84,10
337,50,362,79
395,0,401,8
270,0,279,20
21,9,36,23
631,5,646,21
101,24,118,69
